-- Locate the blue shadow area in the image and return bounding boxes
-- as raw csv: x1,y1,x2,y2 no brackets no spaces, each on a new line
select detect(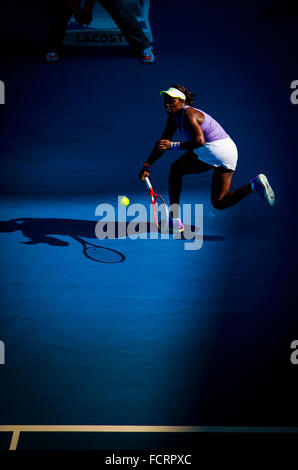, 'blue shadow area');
0,0,298,436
